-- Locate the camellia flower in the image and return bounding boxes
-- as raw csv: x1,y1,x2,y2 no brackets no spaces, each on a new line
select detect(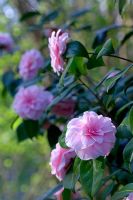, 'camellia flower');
48,29,69,75
0,32,14,52
125,193,133,200
52,99,75,117
19,49,44,80
49,143,76,181
54,188,81,200
13,85,53,120
65,111,116,160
